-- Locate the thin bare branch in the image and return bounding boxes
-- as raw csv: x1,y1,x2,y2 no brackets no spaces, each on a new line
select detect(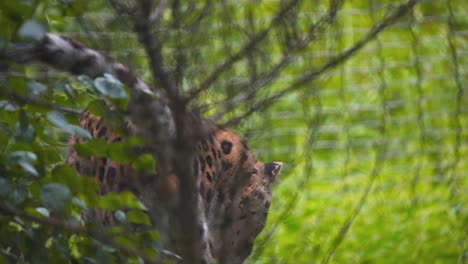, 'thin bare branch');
210,55,291,121
133,2,212,263
149,0,168,22
134,1,180,100
182,1,213,31
187,0,301,99
251,87,322,260
209,0,342,121
321,147,386,264
321,0,391,258
171,0,186,86
108,0,137,17
222,0,418,126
